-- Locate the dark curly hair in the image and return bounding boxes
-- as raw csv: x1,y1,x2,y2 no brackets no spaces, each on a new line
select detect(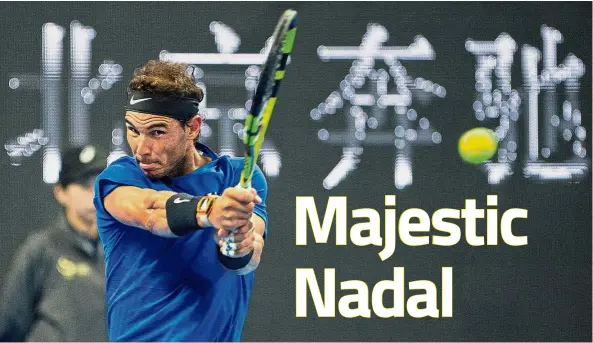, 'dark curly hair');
128,60,204,103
